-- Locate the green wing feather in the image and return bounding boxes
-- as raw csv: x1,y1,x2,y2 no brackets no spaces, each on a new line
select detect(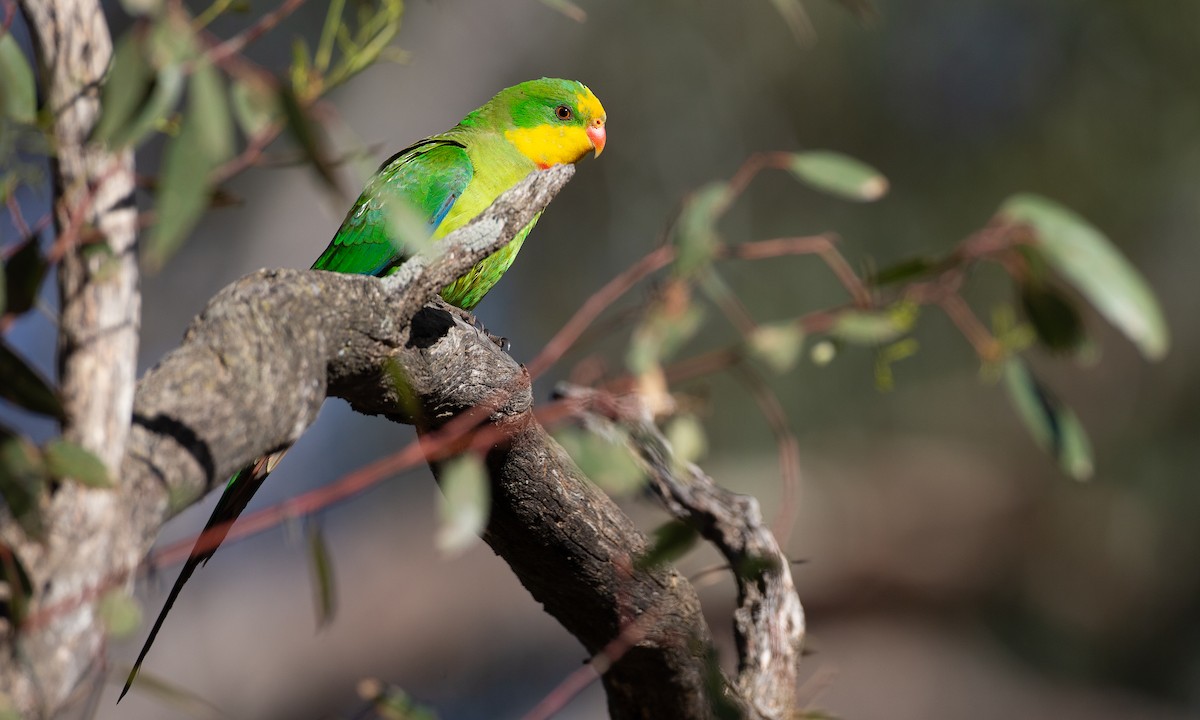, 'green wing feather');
312,138,473,275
